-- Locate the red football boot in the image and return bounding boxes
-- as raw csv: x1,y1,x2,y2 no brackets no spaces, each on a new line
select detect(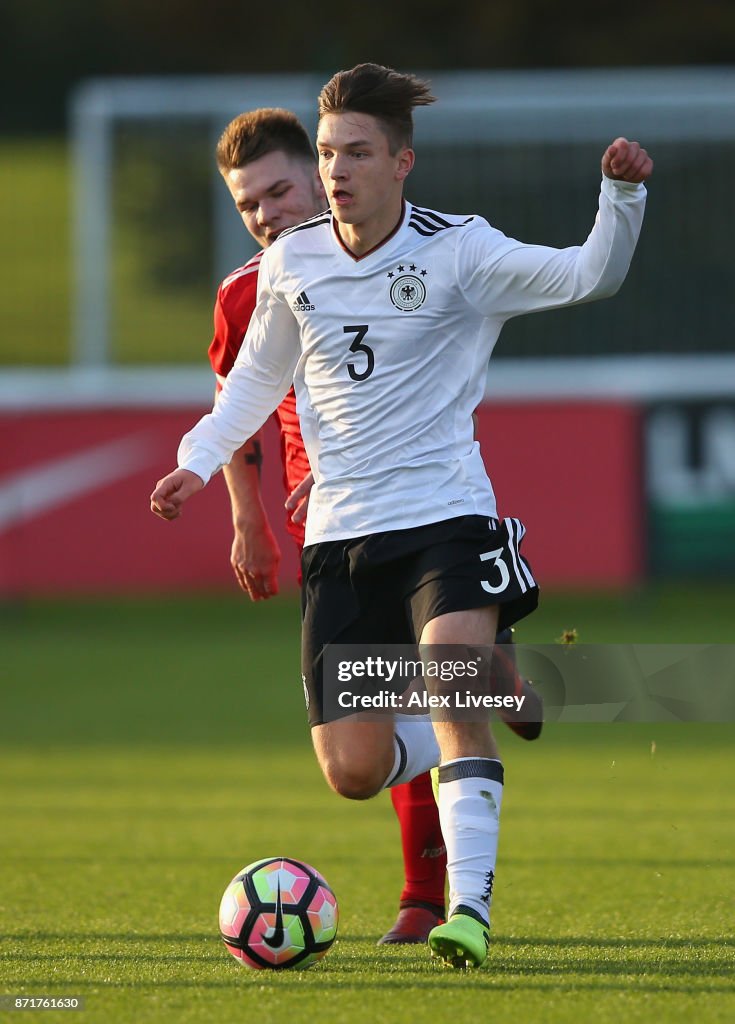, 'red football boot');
377,903,445,945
